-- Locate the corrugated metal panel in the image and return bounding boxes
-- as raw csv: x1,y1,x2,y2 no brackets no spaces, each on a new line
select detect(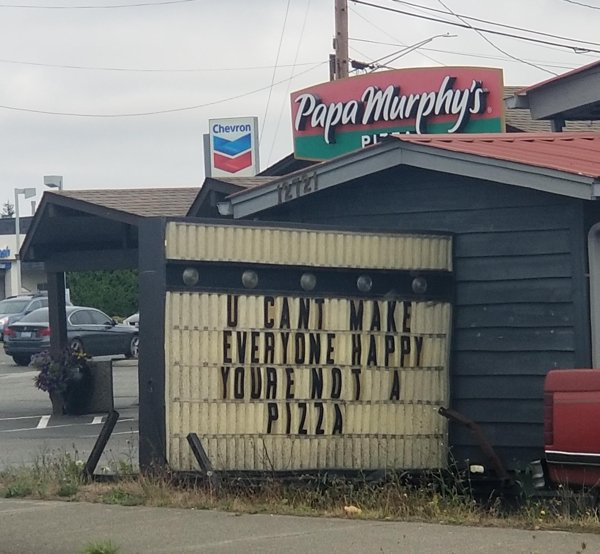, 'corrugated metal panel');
165,222,452,271
165,292,451,472
394,132,600,179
